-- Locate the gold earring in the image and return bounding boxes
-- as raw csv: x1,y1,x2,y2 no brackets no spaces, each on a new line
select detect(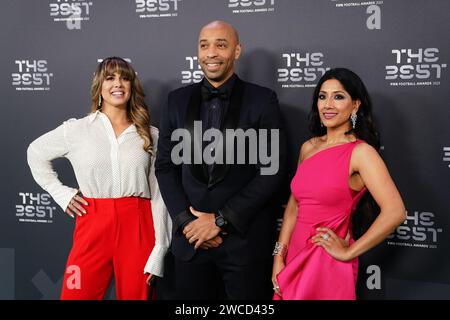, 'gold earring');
98,95,102,107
